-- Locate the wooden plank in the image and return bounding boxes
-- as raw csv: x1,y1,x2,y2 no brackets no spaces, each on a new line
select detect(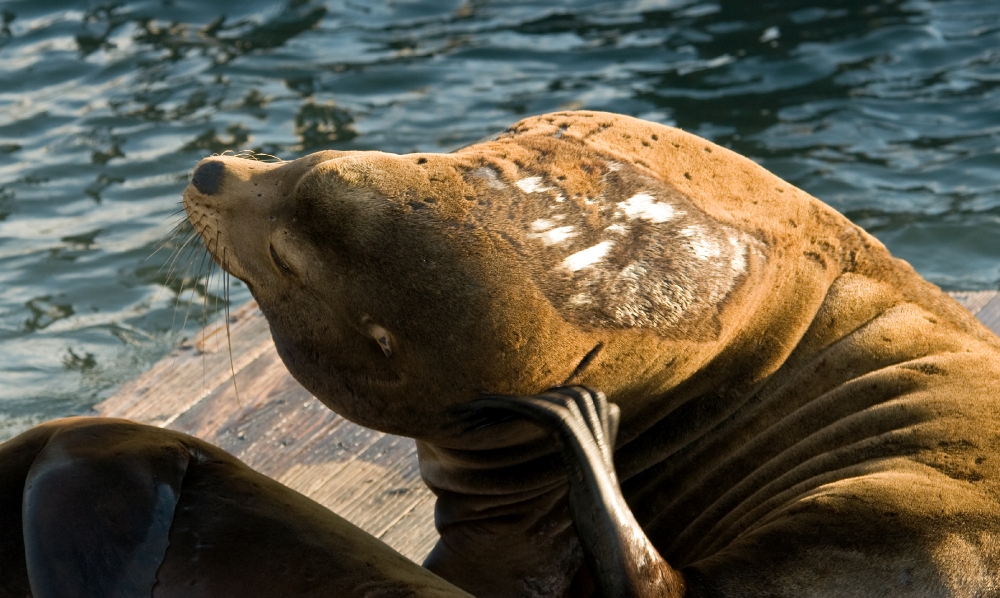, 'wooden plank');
950,290,999,316
94,289,1000,564
97,301,274,427
976,294,1000,335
